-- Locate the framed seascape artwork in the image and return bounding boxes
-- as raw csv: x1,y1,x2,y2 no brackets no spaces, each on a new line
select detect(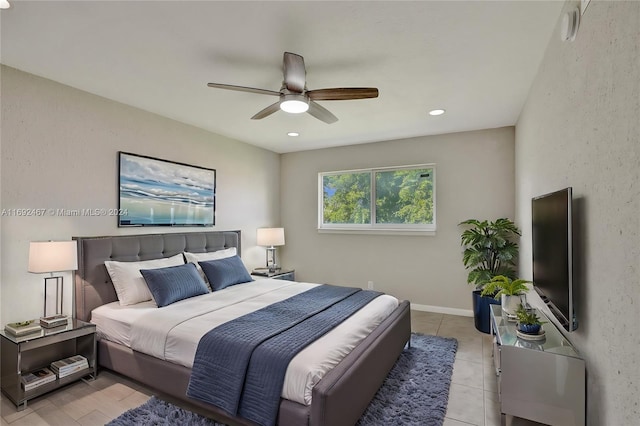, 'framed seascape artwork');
118,152,216,227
